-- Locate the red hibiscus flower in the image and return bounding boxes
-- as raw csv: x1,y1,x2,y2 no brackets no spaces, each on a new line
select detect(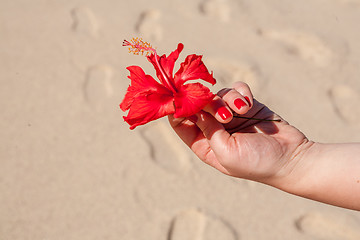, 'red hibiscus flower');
120,38,216,129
